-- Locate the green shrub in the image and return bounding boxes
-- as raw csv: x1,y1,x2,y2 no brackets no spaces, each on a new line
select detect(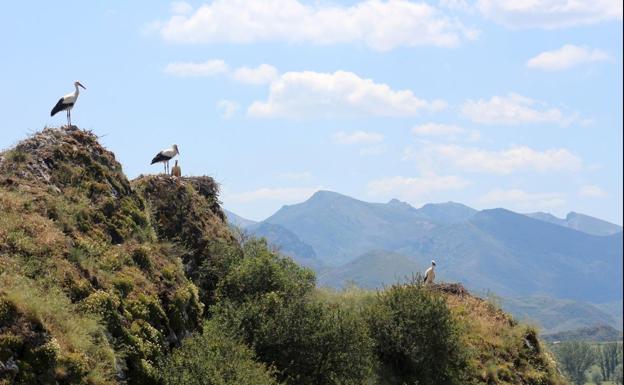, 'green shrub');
215,238,315,304
159,319,279,385
213,240,373,385
367,282,468,385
